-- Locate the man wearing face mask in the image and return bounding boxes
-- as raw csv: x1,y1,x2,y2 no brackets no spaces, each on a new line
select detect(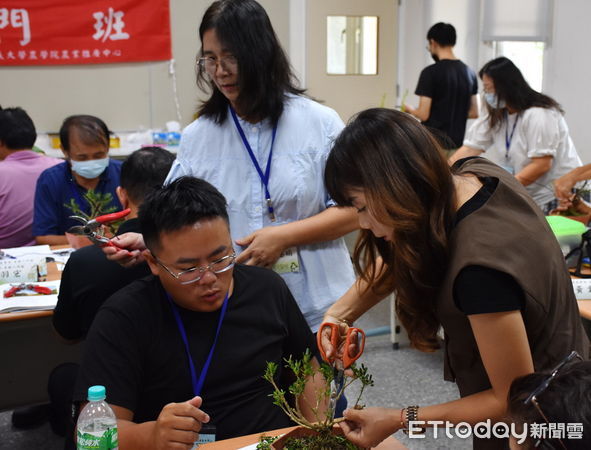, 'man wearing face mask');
33,115,122,245
404,22,479,150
